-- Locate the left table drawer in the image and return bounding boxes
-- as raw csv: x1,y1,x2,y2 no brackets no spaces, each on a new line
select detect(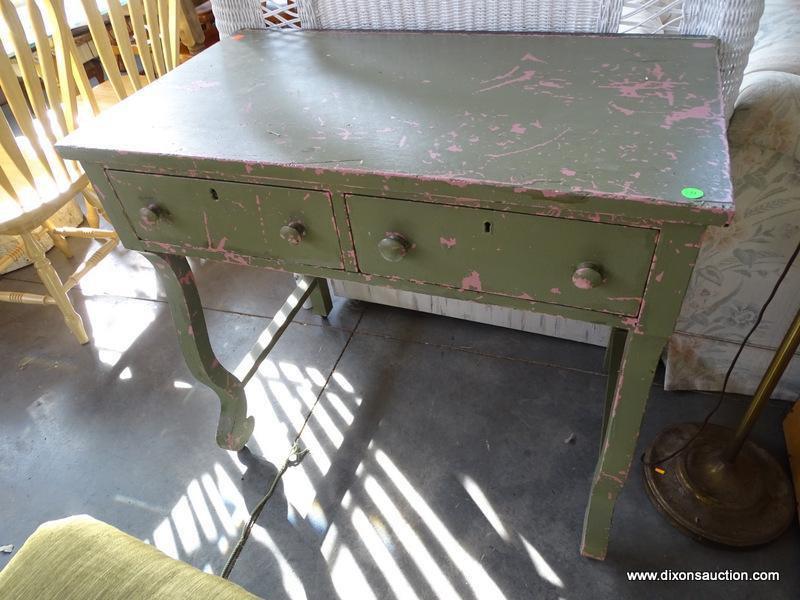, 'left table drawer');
107,170,343,269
